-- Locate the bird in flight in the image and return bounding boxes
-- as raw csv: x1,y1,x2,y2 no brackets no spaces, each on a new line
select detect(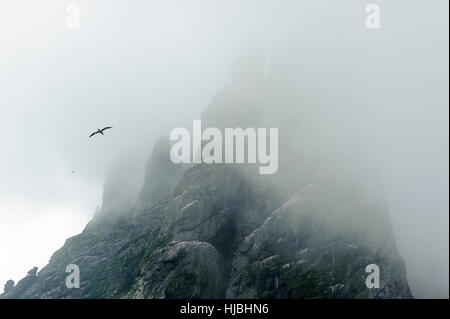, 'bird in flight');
89,126,113,138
